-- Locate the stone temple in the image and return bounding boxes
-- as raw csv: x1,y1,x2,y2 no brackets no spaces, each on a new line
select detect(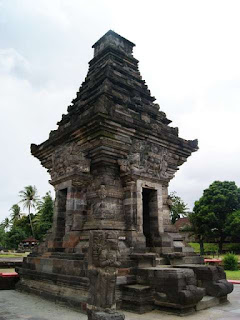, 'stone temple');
17,31,233,317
